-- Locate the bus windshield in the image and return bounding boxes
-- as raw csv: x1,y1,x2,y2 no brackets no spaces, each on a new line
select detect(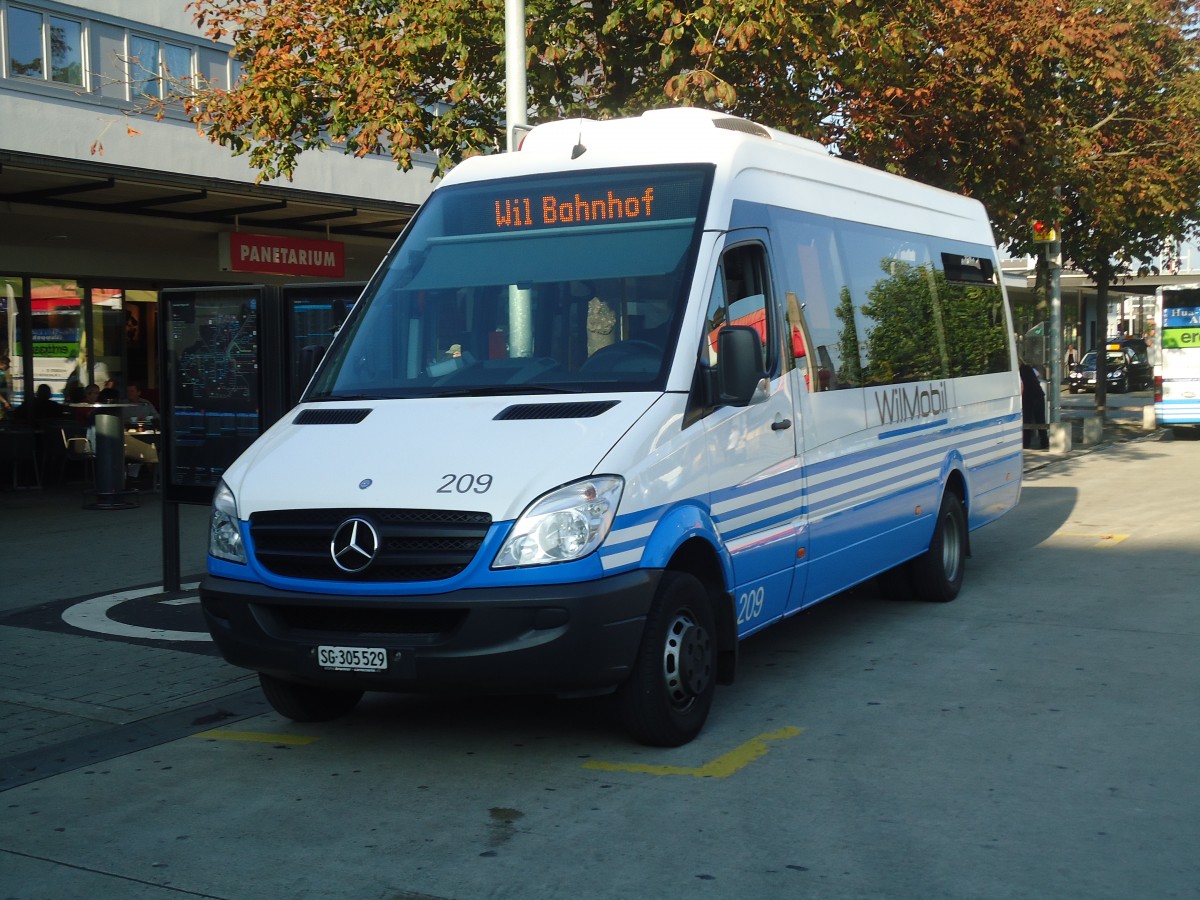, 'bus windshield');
307,165,713,400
